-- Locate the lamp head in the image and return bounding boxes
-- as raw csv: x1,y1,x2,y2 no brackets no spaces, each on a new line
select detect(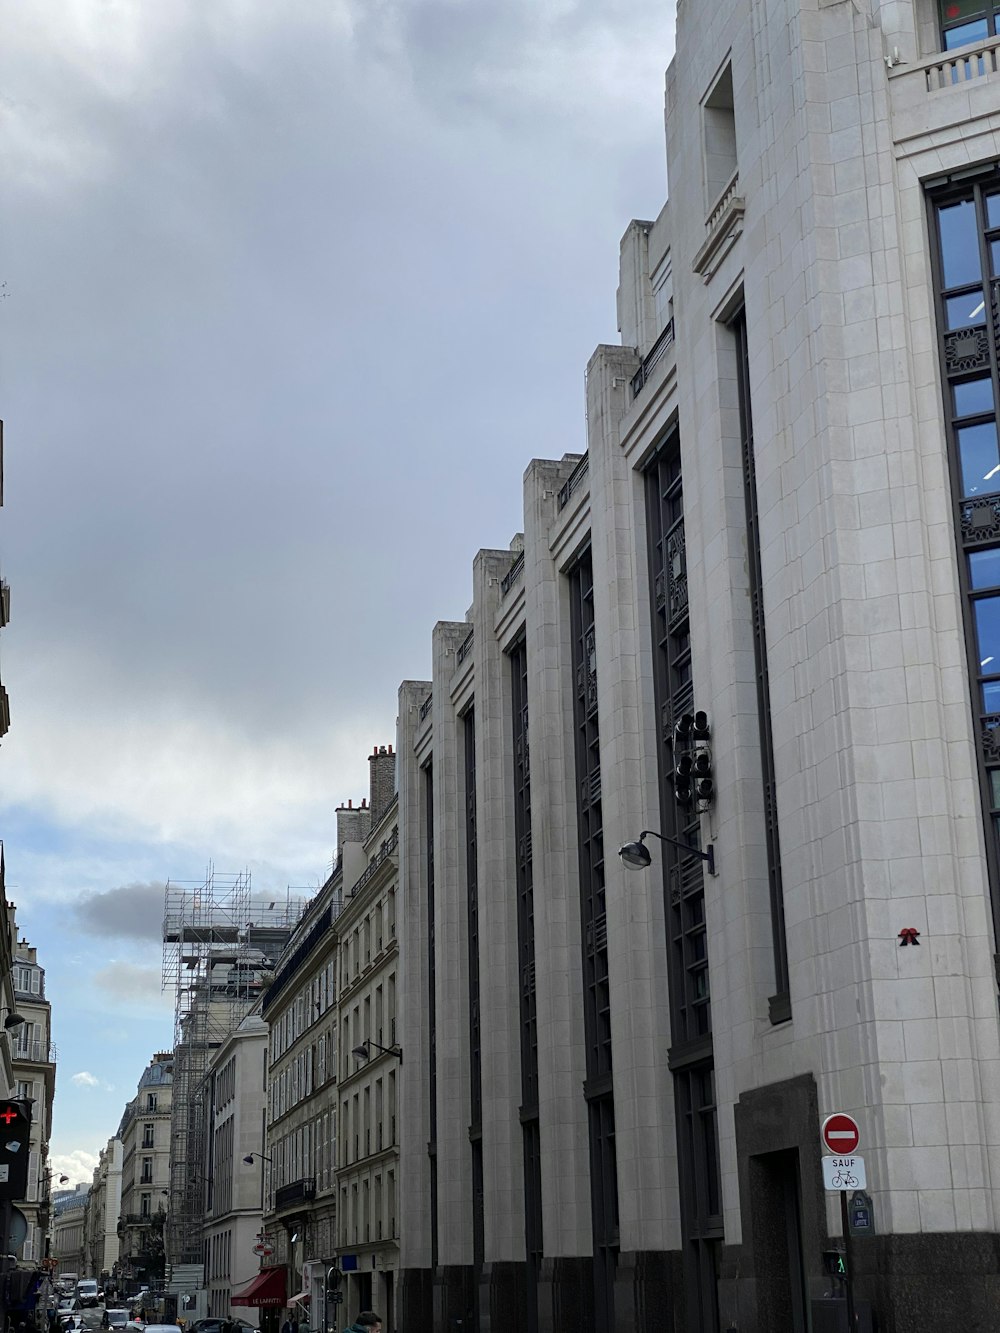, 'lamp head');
351,1043,370,1062
242,1155,254,1165
618,839,652,870
3,1013,25,1030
